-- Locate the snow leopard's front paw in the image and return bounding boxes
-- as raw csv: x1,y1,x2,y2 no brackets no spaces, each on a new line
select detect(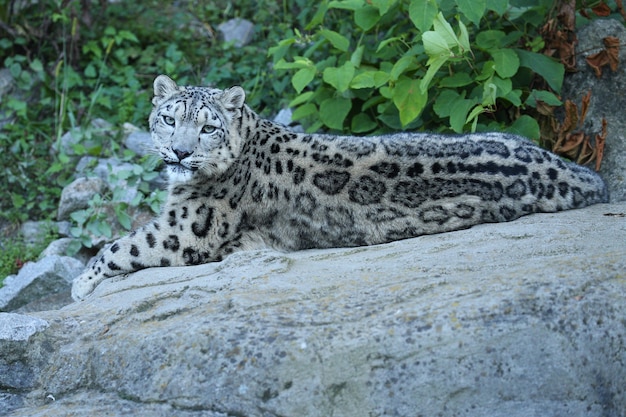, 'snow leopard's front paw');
71,270,102,301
